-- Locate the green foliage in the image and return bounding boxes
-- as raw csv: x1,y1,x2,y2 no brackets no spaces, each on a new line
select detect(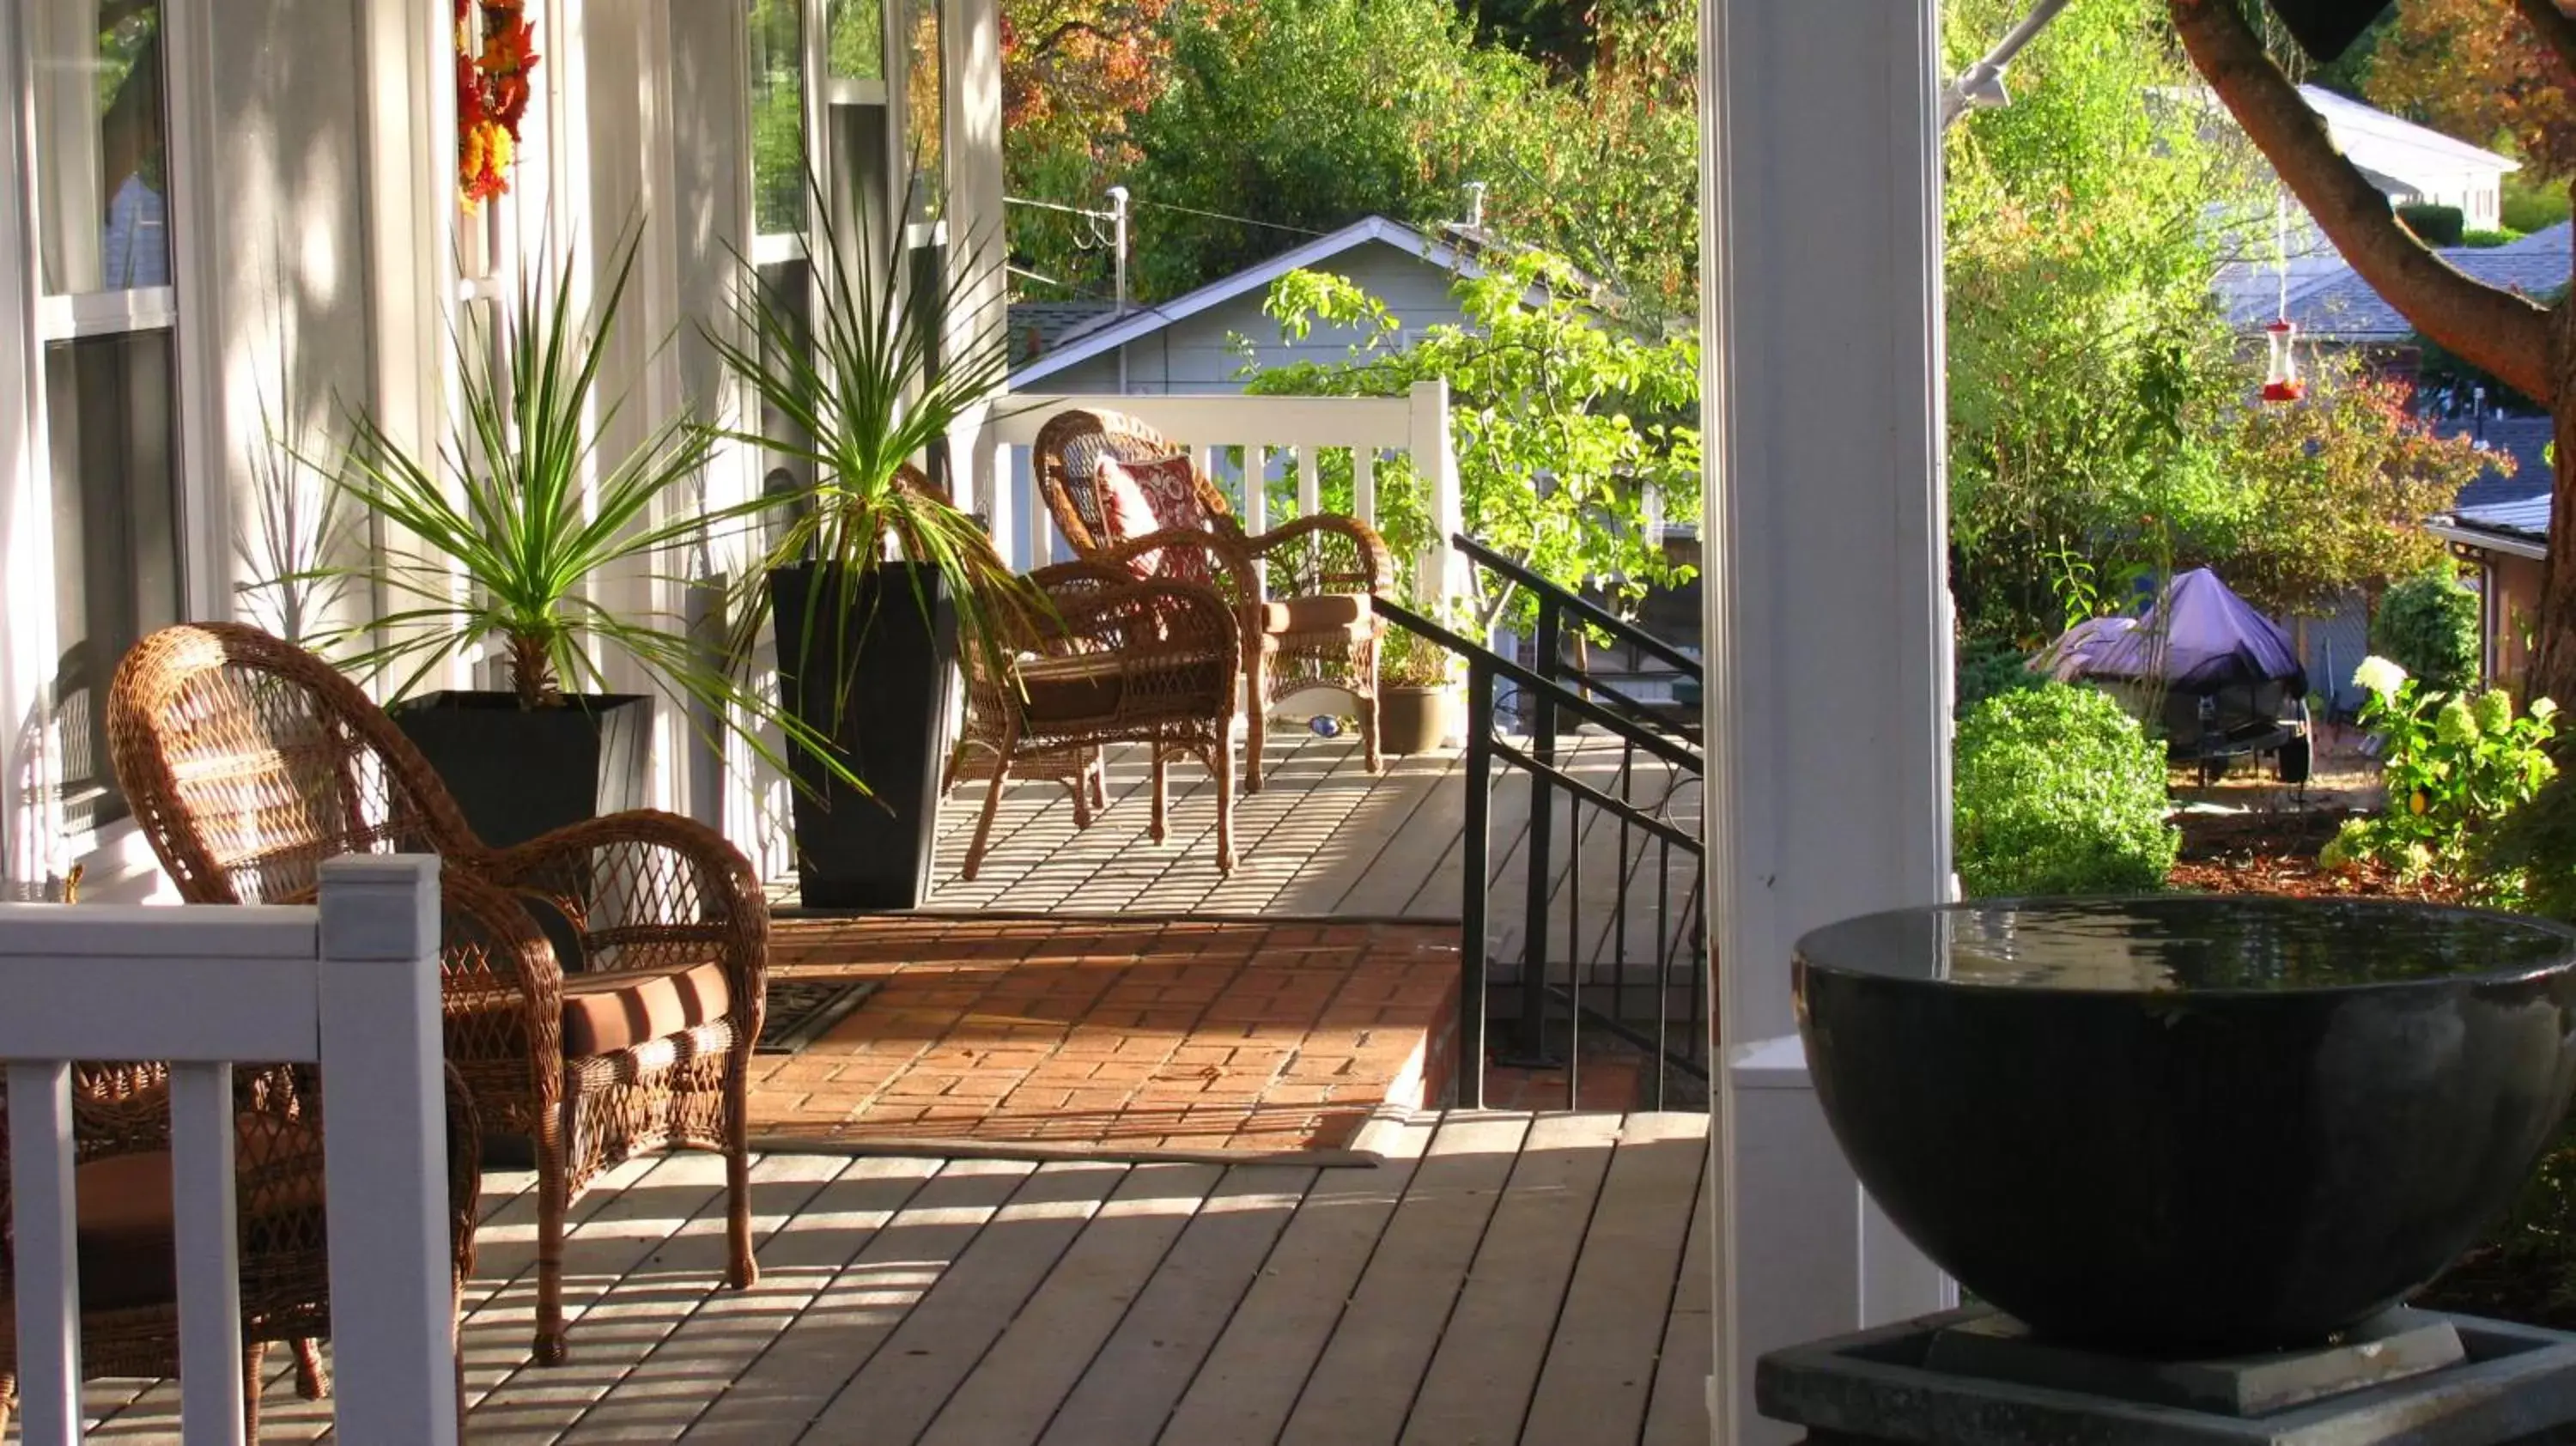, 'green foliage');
303,227,830,782
2397,202,2466,246
2476,769,2576,922
1107,0,1698,316
1240,252,1698,632
1954,636,2045,719
2371,568,2482,696
2504,172,2567,234
1941,0,2262,646
2323,657,2557,893
2461,228,2525,249
1953,682,2180,897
